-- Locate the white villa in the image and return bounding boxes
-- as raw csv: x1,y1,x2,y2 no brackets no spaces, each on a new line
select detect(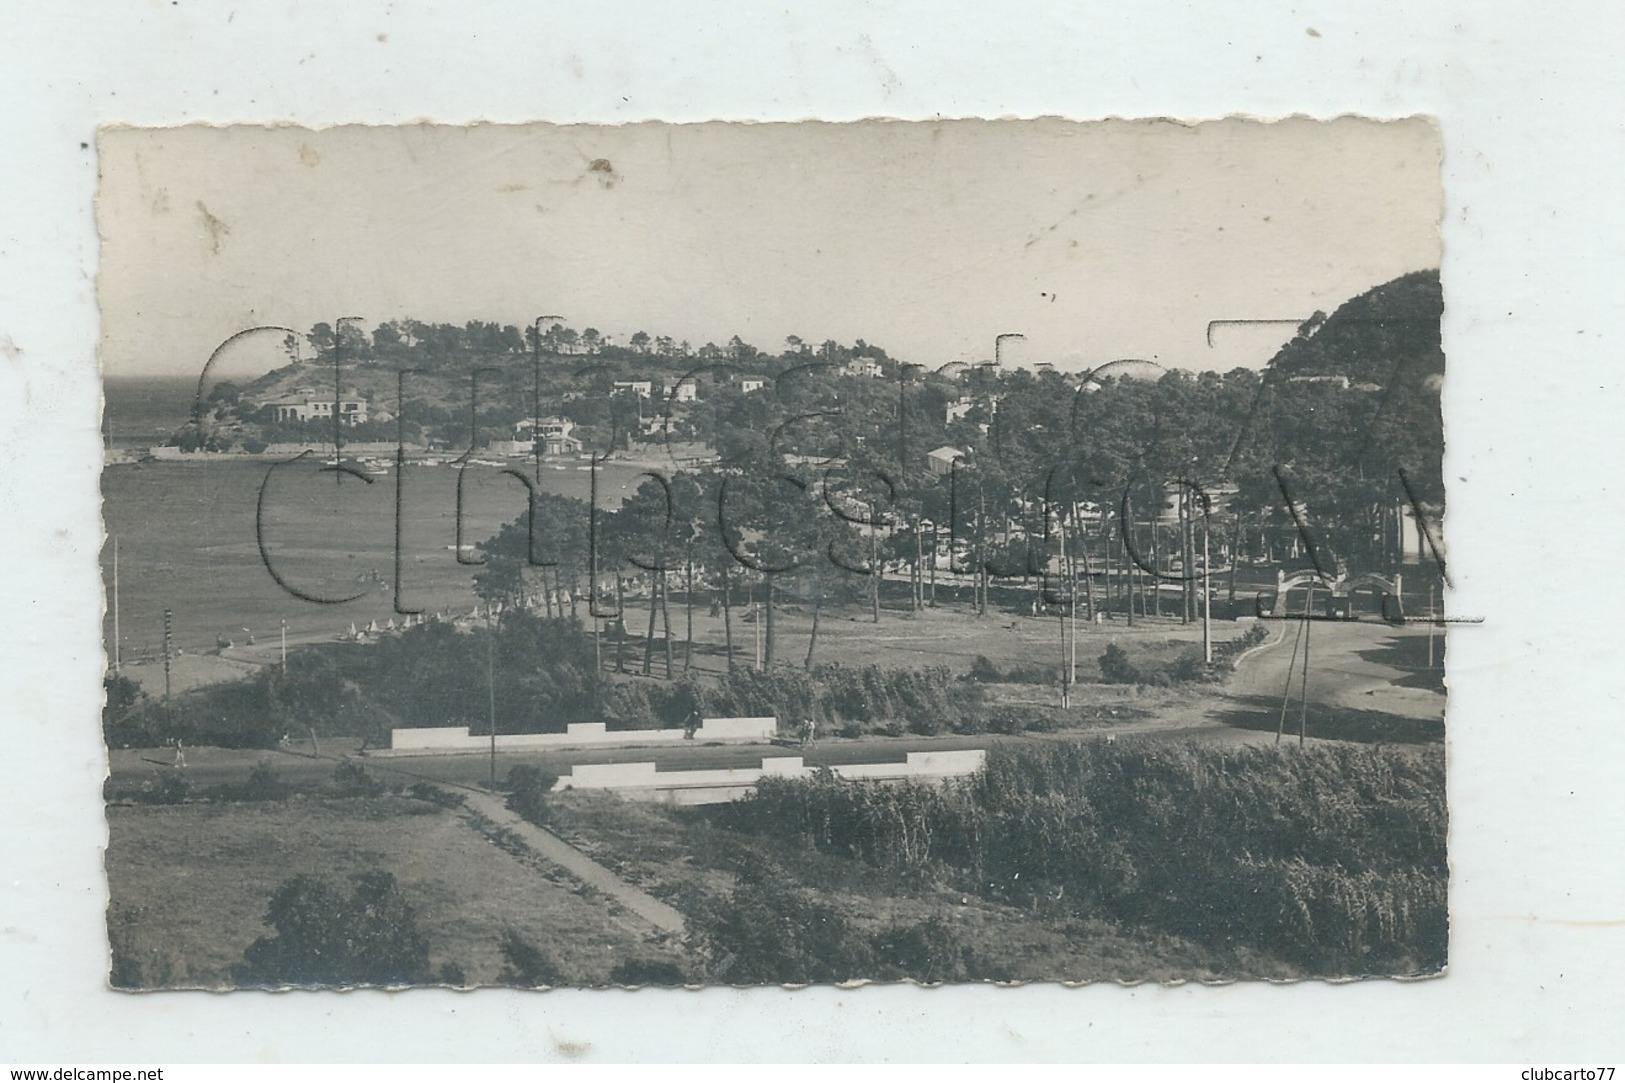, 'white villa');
262,388,370,425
